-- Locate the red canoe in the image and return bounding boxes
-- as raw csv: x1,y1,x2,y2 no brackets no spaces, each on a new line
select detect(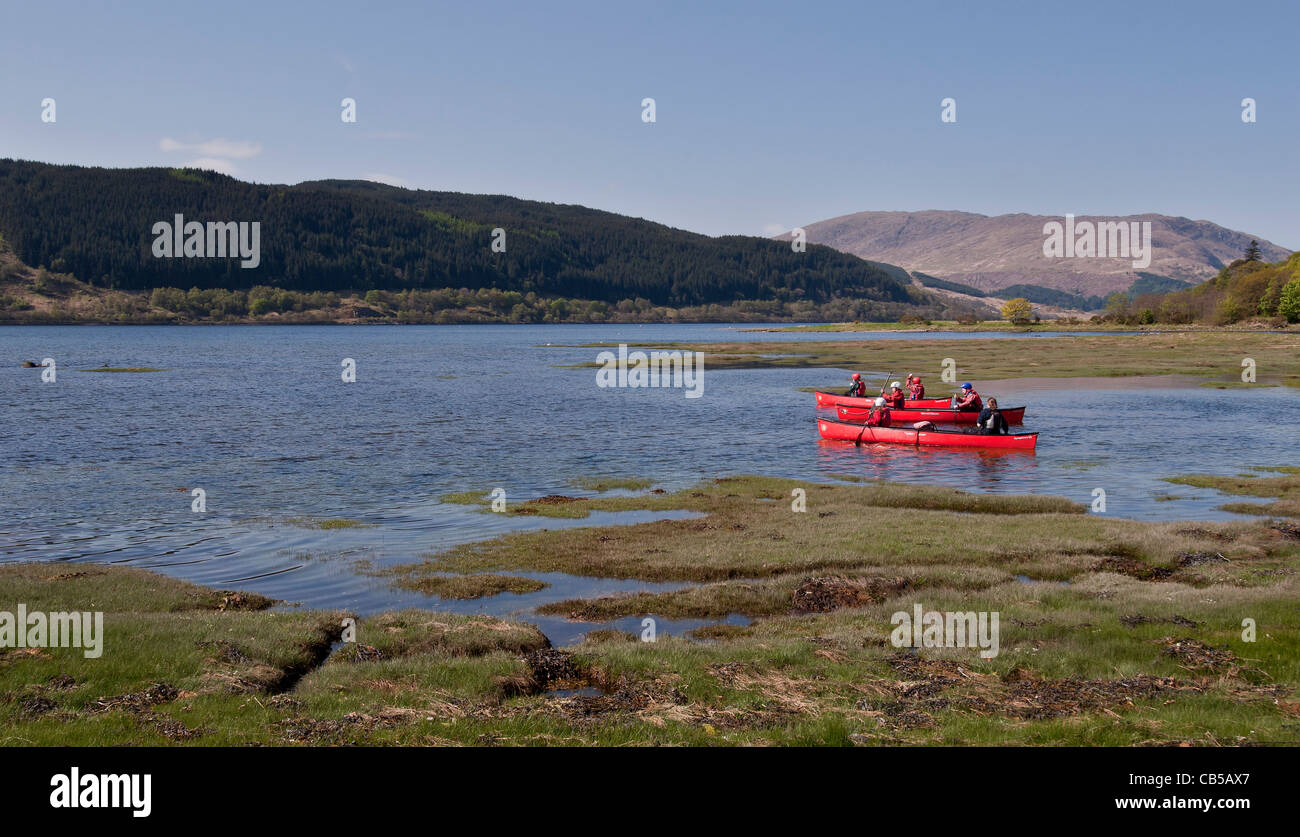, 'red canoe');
814,391,953,410
817,417,1038,450
835,404,1026,425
